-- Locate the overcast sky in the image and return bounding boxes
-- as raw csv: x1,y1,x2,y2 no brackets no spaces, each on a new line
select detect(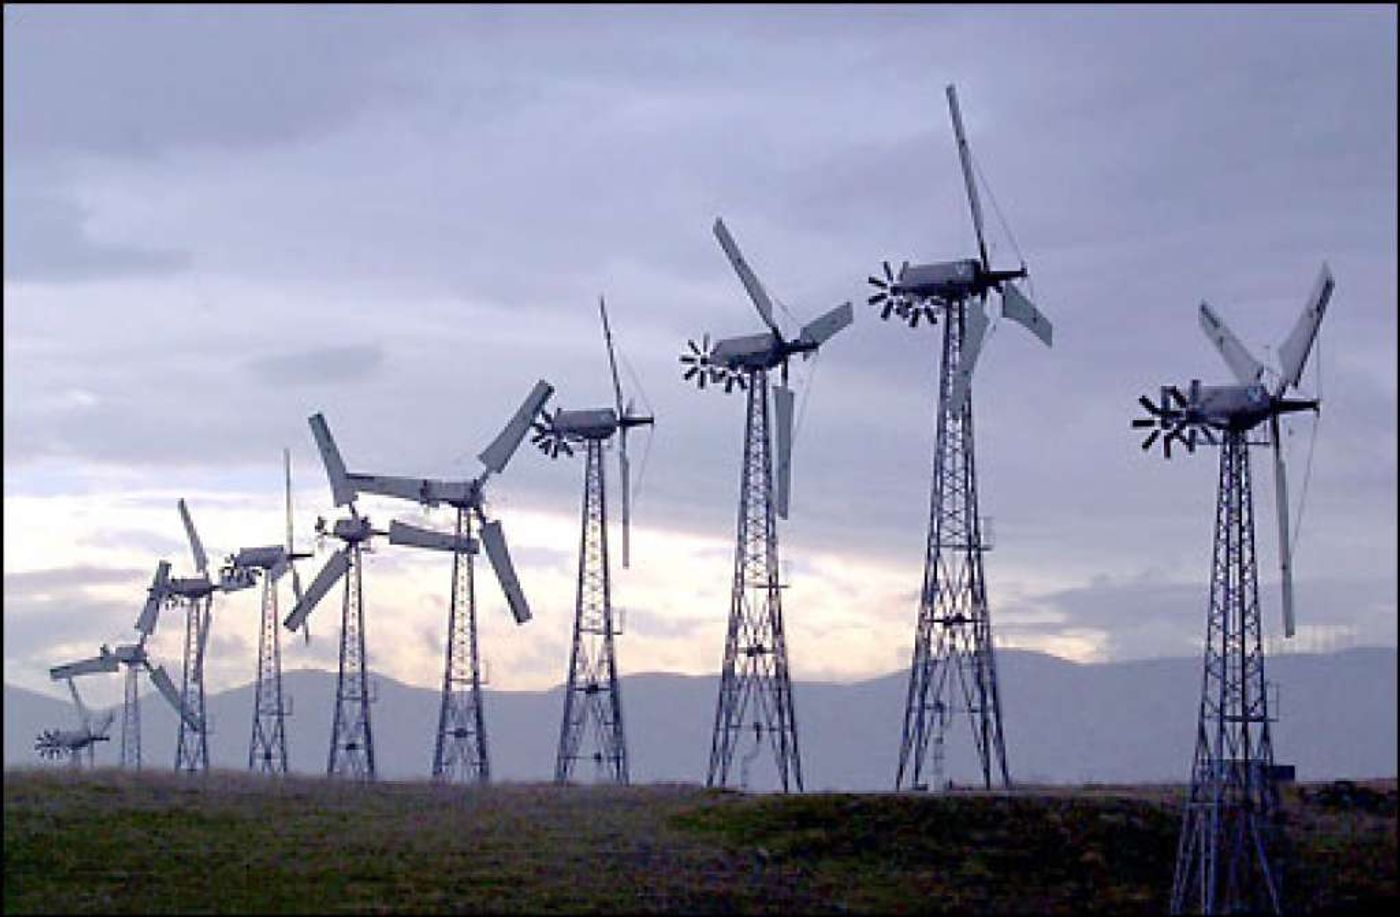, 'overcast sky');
5,5,1396,708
